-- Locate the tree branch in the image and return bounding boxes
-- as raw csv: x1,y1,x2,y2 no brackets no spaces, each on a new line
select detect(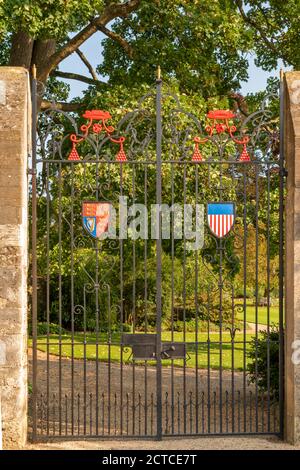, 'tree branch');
97,24,134,58
75,49,98,80
52,70,107,88
41,100,82,112
234,0,287,60
41,0,140,80
228,91,249,117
